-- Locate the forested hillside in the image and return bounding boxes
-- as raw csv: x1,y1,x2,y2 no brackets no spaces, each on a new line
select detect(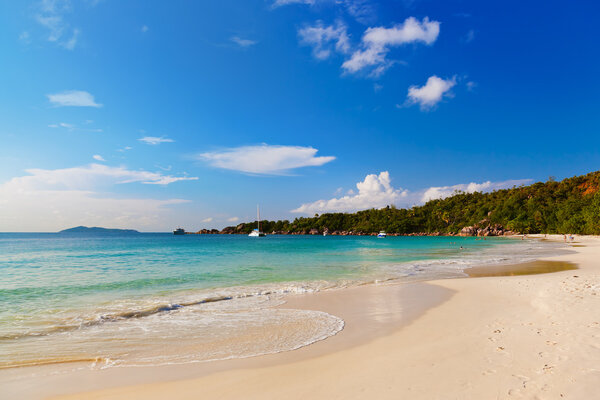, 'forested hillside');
222,171,600,235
